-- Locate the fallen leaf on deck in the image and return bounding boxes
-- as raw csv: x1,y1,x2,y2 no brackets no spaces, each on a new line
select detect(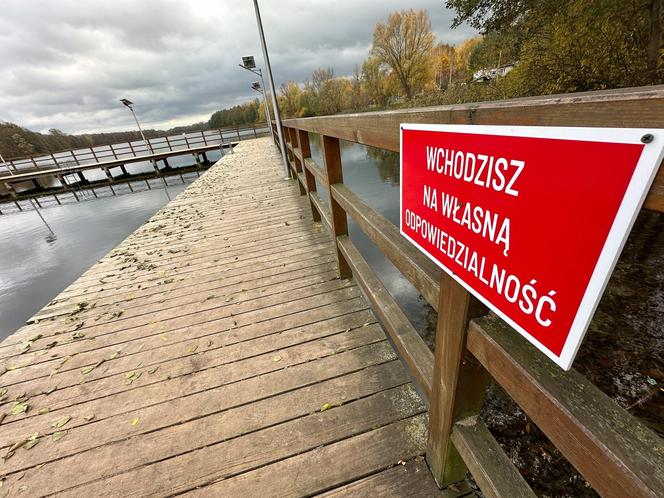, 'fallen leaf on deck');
37,408,50,415
131,417,140,426
136,344,145,353
108,350,122,360
52,431,66,442
272,356,282,362
24,434,40,450
52,415,71,429
320,403,332,412
147,366,159,374
81,359,105,375
187,344,198,353
43,386,57,395
11,402,29,415
84,414,95,421
160,336,168,342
